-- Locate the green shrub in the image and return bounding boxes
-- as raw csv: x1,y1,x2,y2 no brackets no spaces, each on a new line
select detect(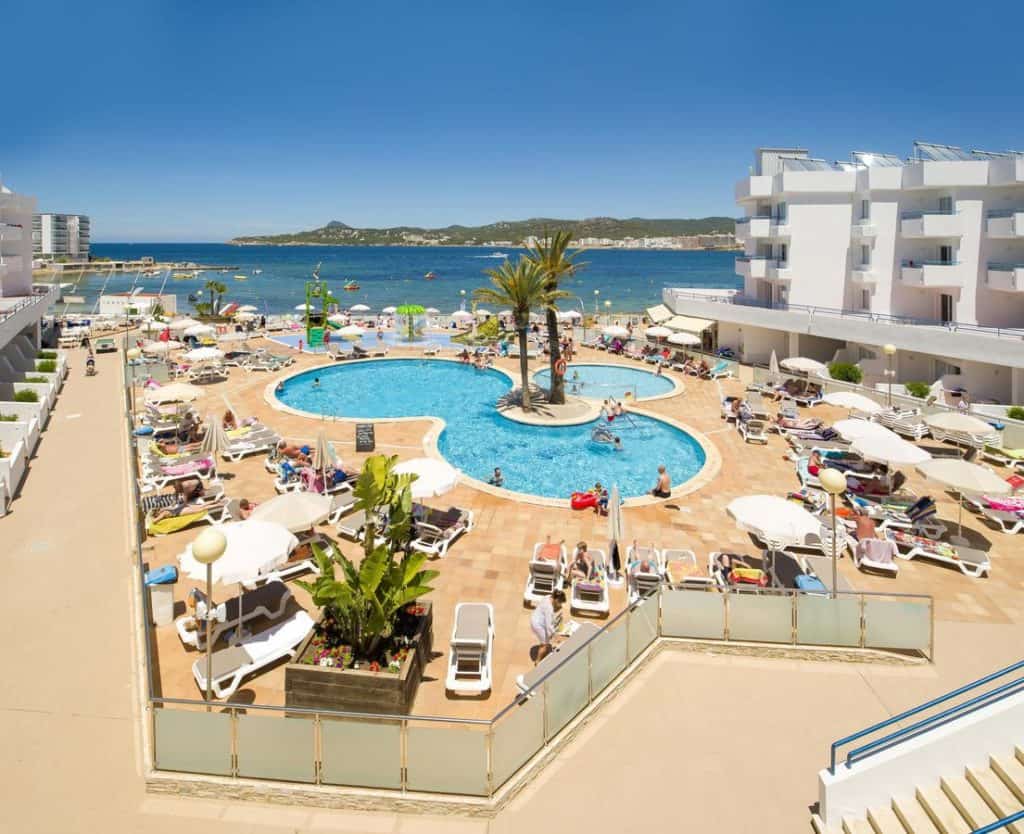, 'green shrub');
828,362,863,384
36,360,56,373
13,390,38,403
0,414,17,422
37,350,57,360
905,381,930,399
1007,406,1024,422
23,376,47,383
